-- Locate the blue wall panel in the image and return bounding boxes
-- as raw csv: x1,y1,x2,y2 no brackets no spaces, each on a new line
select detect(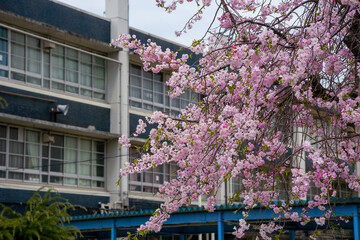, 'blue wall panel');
0,0,111,43
0,86,110,132
0,188,109,215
